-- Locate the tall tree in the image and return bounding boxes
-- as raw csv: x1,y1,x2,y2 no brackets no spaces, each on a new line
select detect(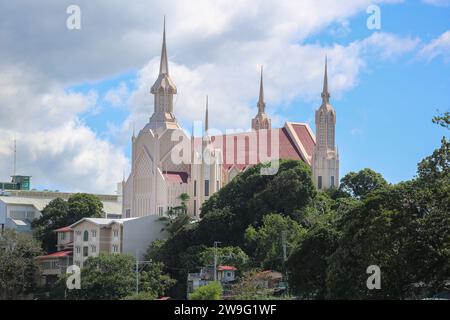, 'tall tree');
339,168,388,199
0,230,42,299
245,214,305,269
